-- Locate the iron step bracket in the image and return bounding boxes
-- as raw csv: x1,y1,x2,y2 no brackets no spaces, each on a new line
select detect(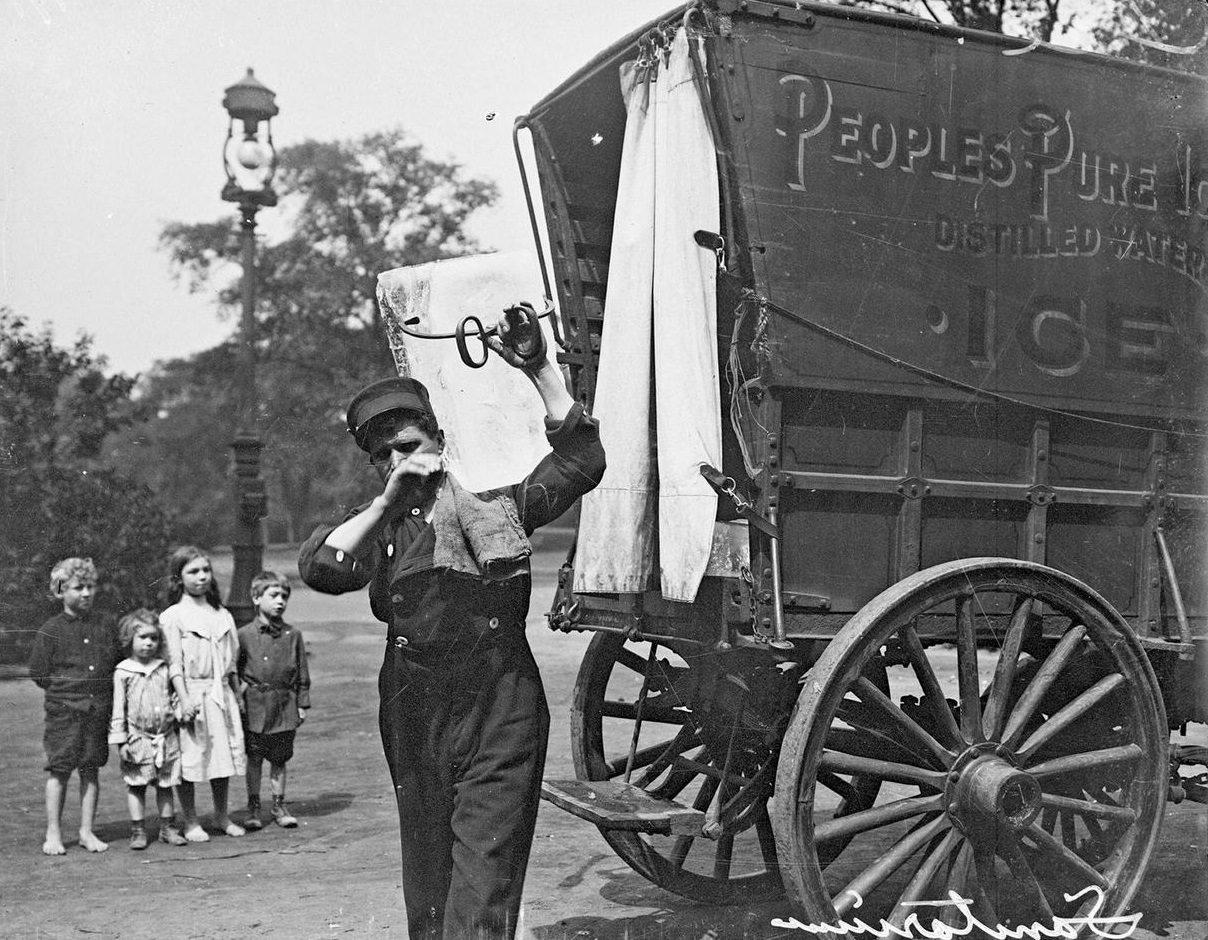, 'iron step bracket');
540,779,705,835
